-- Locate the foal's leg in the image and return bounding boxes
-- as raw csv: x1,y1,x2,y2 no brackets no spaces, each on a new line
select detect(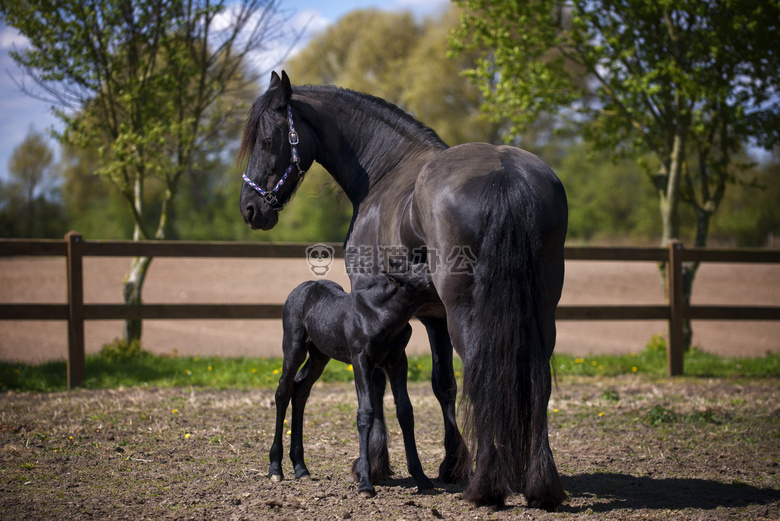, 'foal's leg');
289,346,330,479
418,316,470,484
269,329,309,481
384,328,435,493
